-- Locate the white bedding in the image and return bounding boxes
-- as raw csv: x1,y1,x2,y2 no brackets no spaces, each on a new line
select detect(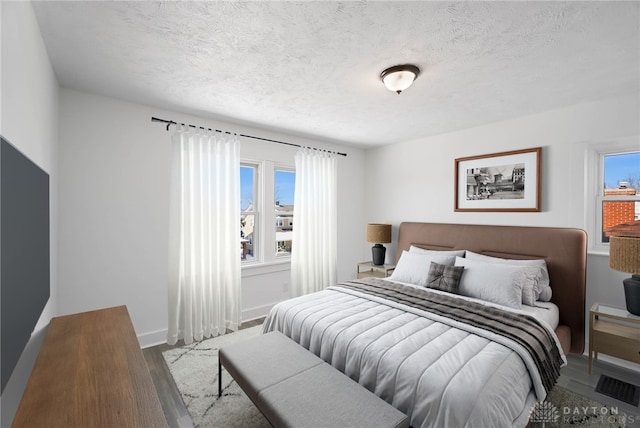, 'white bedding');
262,281,565,428
520,301,559,330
